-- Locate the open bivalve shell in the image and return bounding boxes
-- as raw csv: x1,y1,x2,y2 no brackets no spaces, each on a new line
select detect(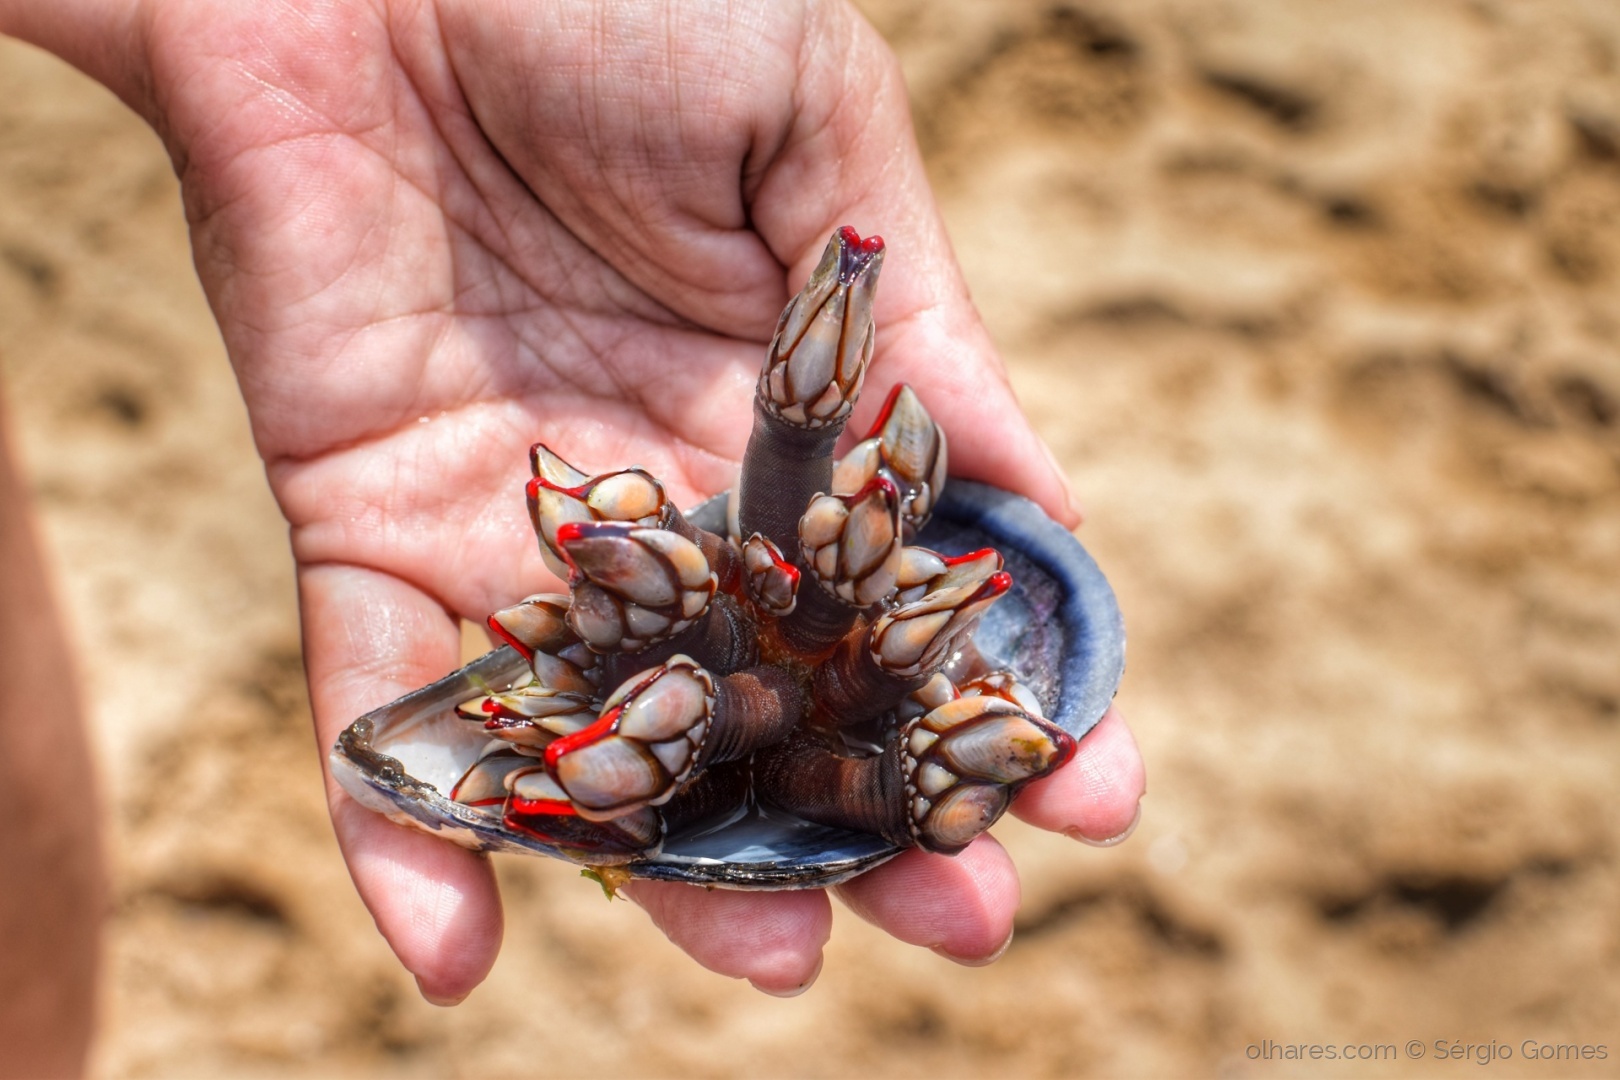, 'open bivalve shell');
331,481,1125,889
